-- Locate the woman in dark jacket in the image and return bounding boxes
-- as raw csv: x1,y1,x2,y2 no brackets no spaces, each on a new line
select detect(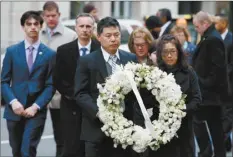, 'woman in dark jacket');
147,34,202,157
132,34,201,157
